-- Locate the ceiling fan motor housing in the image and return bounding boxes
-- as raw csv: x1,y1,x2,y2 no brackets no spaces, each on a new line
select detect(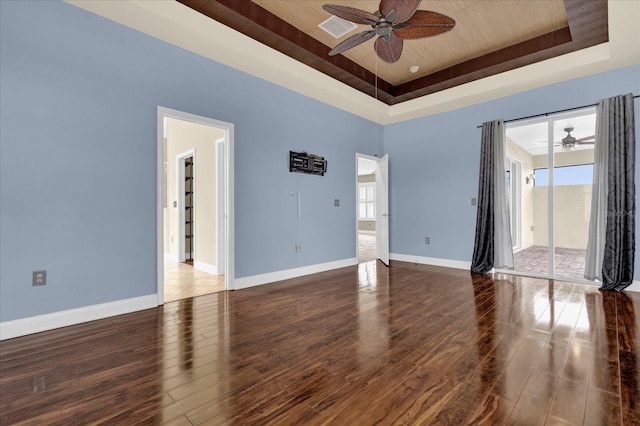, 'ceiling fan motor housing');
323,0,456,63
562,127,576,148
